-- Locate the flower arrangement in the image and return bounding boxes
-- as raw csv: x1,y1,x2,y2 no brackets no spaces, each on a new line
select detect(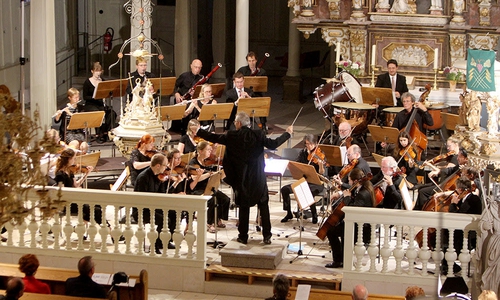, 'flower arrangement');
339,60,364,77
443,66,463,82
